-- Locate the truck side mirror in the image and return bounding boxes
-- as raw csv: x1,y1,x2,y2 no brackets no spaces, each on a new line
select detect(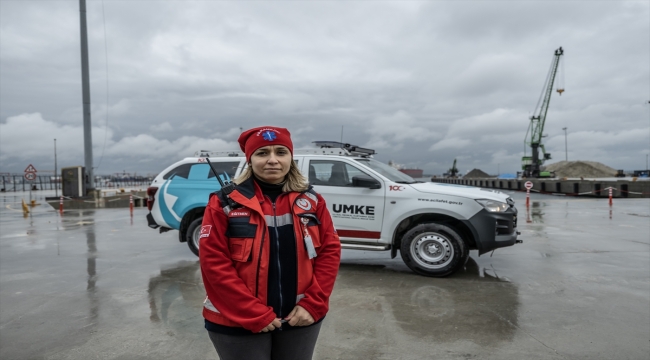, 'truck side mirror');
352,175,381,189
